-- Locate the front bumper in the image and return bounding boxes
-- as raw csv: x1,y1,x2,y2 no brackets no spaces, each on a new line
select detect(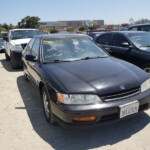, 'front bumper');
11,50,23,66
51,89,150,129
